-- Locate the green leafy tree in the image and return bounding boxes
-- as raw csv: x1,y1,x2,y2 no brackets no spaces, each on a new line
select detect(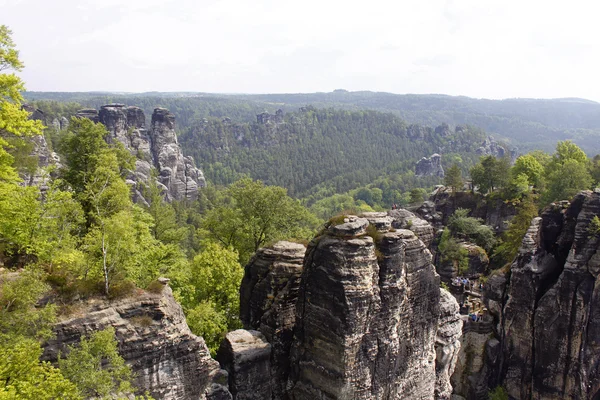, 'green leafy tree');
544,159,592,203
470,155,510,194
444,163,463,193
447,208,496,251
438,228,469,274
202,178,319,263
0,25,44,183
174,242,243,353
0,268,57,341
409,188,427,204
0,336,80,400
185,301,228,356
494,195,538,265
512,154,545,188
58,328,137,399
